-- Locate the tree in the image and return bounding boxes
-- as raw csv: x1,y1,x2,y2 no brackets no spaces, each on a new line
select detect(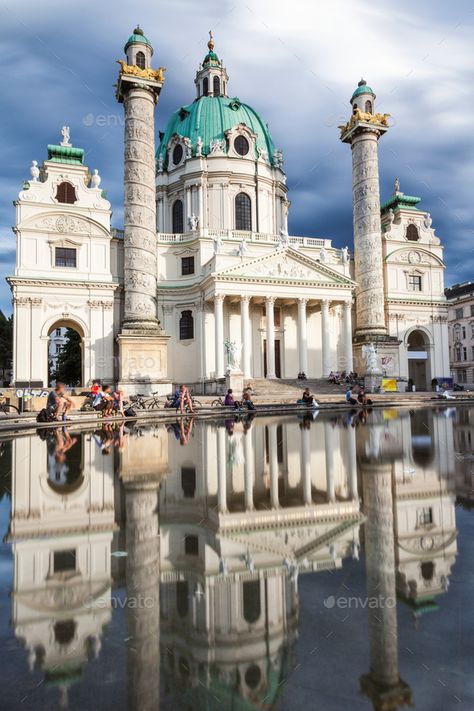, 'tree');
54,328,82,386
0,311,13,384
